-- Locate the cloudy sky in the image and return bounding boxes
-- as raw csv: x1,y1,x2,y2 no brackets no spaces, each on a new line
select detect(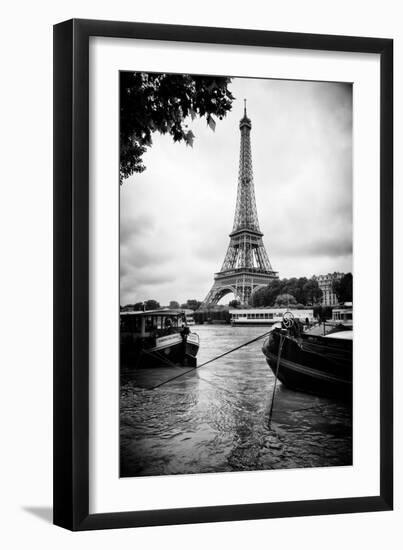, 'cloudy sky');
120,76,352,306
